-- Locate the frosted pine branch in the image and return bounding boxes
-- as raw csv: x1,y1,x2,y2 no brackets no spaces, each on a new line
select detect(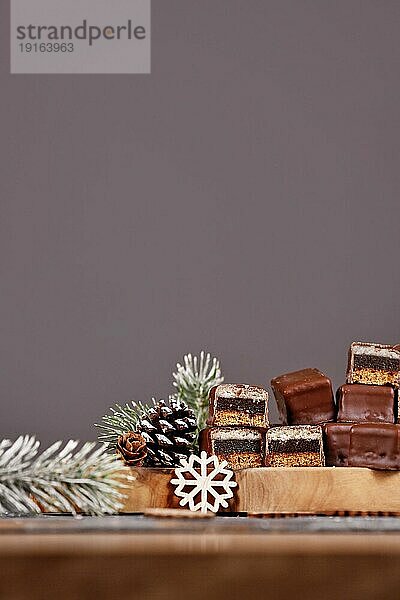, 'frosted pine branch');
95,401,149,450
95,351,224,452
0,436,129,516
173,351,224,430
